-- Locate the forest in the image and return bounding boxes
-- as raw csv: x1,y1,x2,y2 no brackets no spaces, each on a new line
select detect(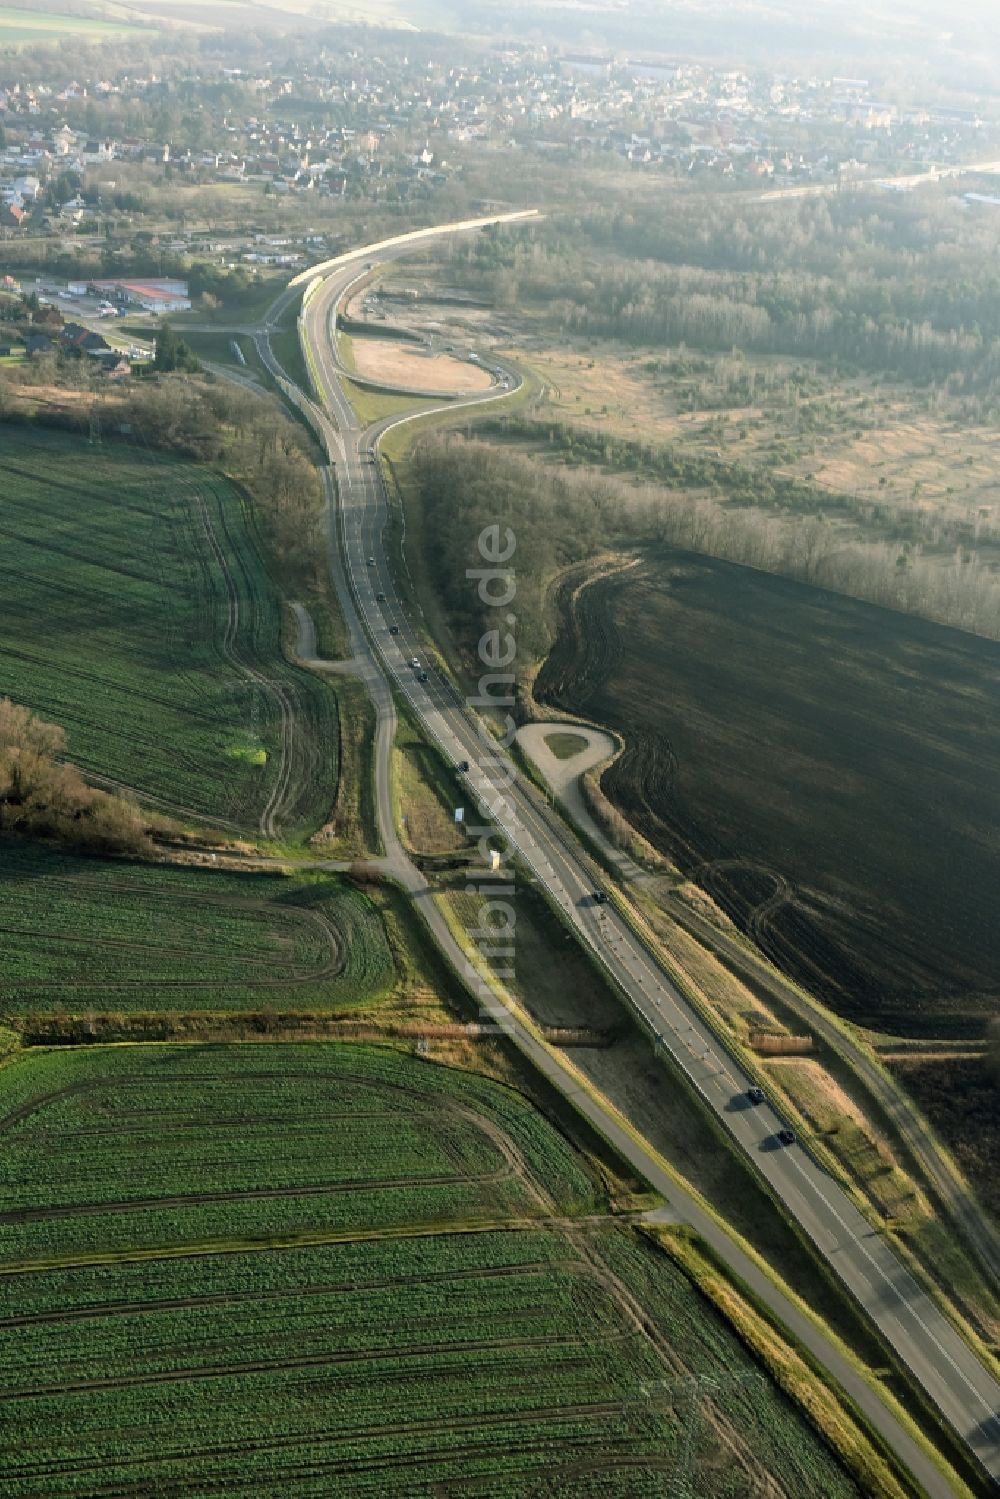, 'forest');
456,193,1000,407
